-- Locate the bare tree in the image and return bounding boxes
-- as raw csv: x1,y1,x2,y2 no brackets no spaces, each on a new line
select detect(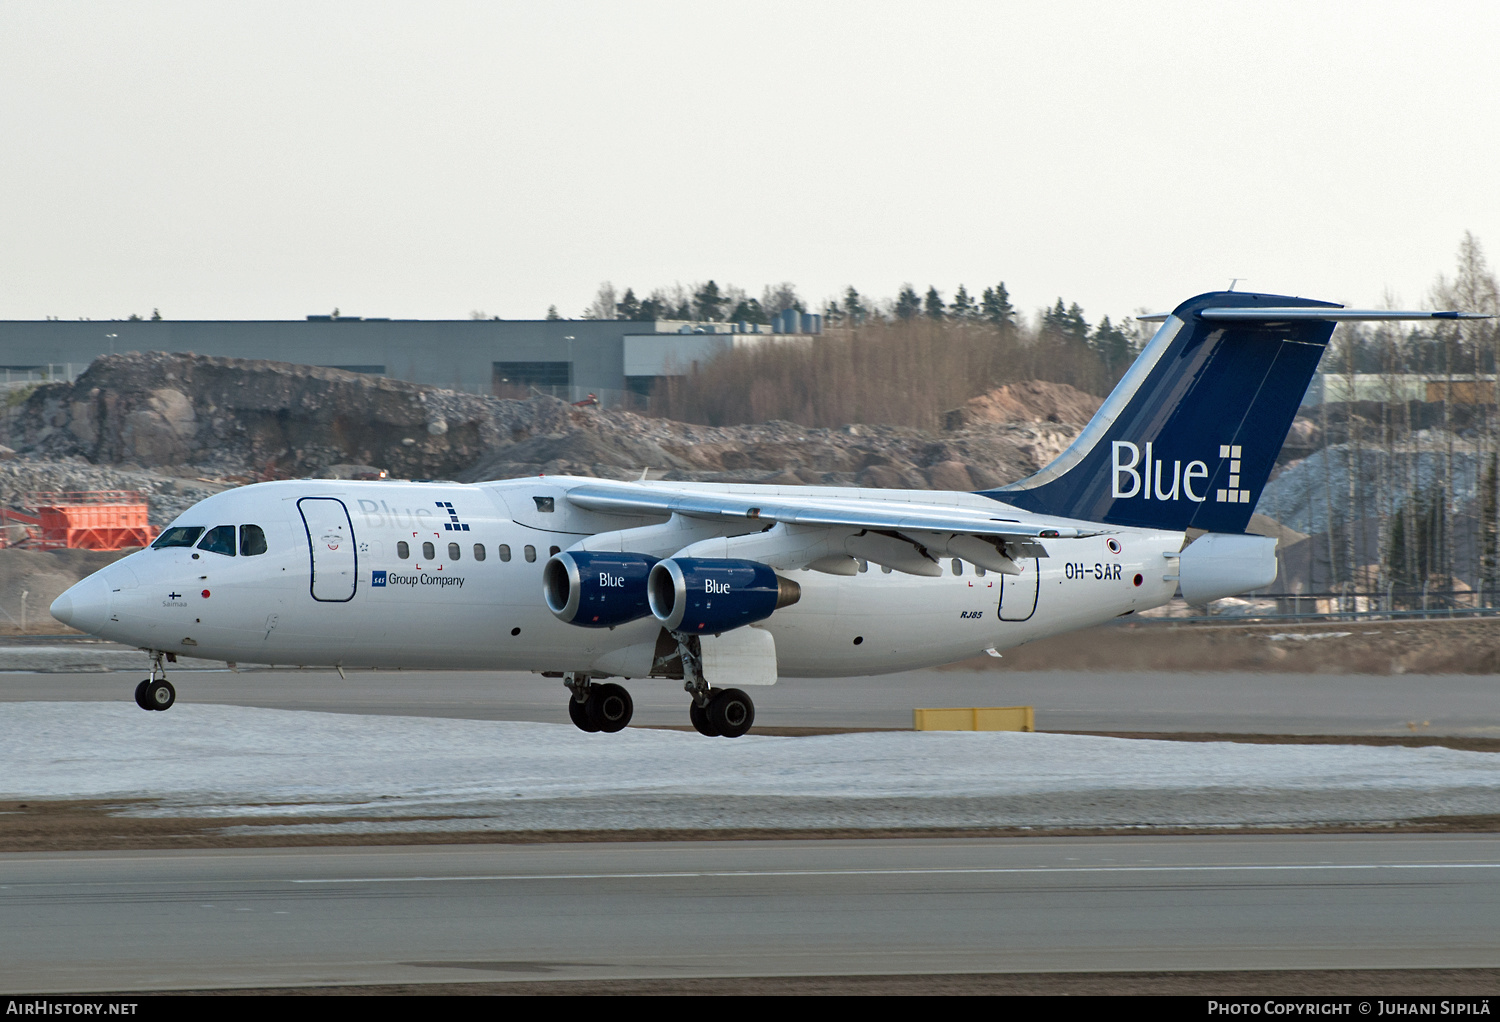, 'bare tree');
582,282,618,321
761,282,803,318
